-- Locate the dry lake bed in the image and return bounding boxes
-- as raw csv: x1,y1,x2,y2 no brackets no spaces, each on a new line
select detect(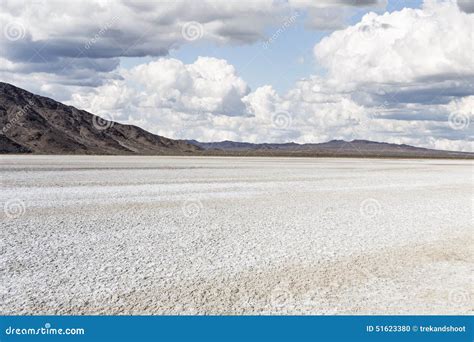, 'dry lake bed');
0,156,472,314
